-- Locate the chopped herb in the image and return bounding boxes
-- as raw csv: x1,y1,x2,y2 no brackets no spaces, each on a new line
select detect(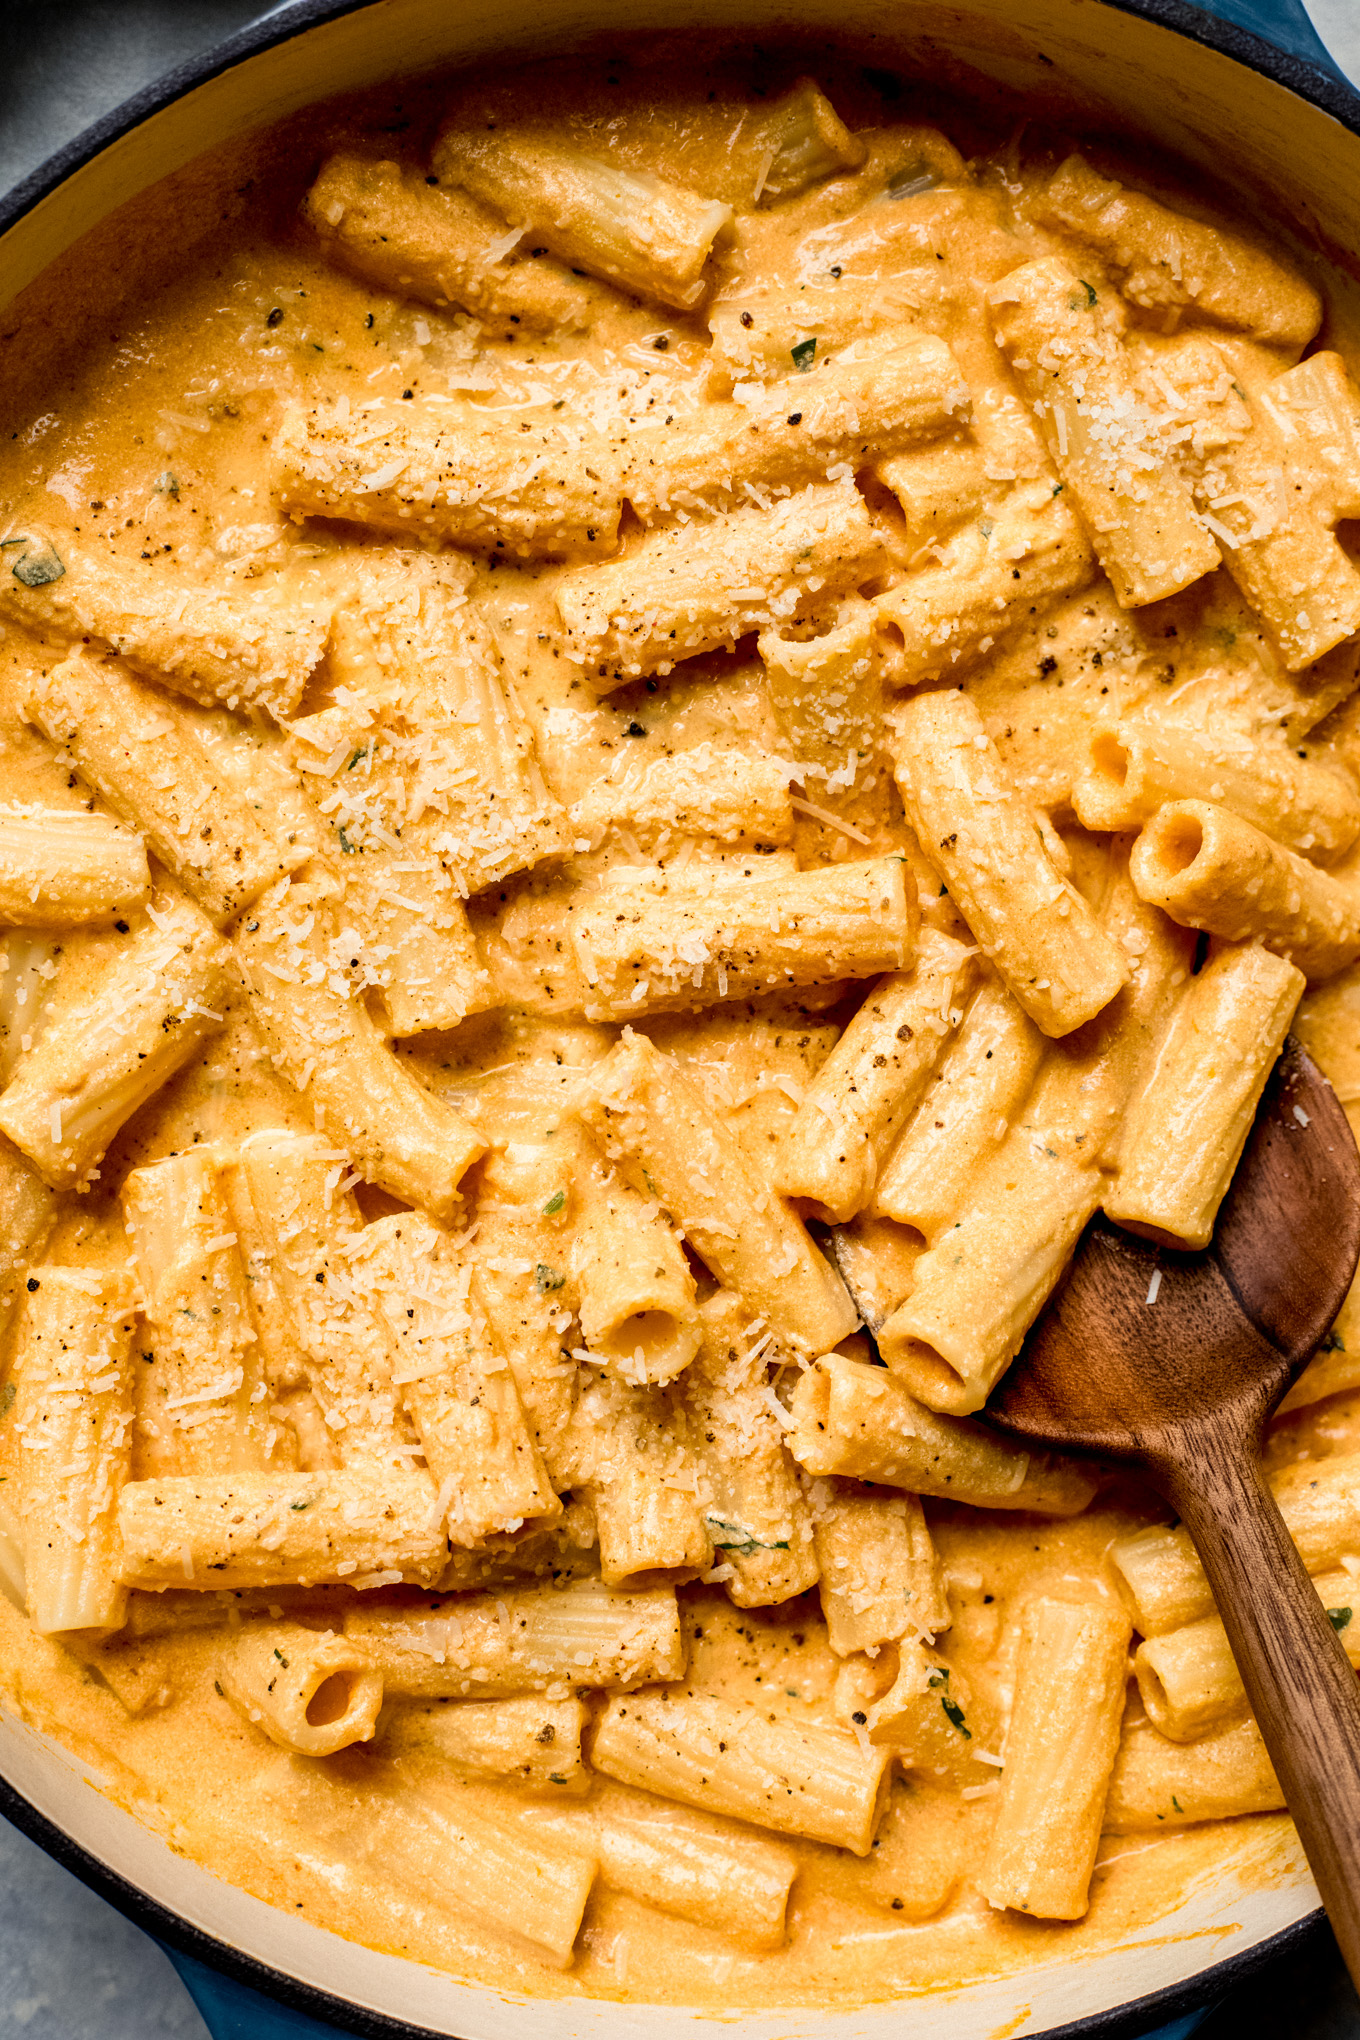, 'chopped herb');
290,1499,312,1512
1329,1606,1353,1631
548,1772,568,1783
156,472,180,497
1322,1328,1346,1352
928,1667,971,1737
791,338,817,372
1051,482,1064,496
706,1514,788,1555
266,307,284,327
214,1680,225,1697
1171,1795,1184,1811
979,518,994,537
337,826,356,855
1078,279,1097,308
624,721,647,737
274,1649,290,1666
10,539,65,587
541,1189,566,1216
346,747,367,770
535,1263,566,1293
0,1383,14,1420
